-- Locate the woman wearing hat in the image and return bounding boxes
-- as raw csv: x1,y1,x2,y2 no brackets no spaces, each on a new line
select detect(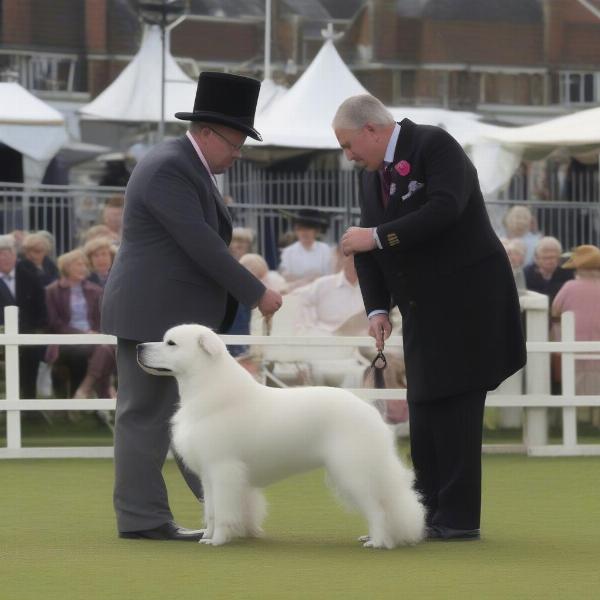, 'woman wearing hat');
552,245,600,426
101,72,283,541
279,208,334,288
